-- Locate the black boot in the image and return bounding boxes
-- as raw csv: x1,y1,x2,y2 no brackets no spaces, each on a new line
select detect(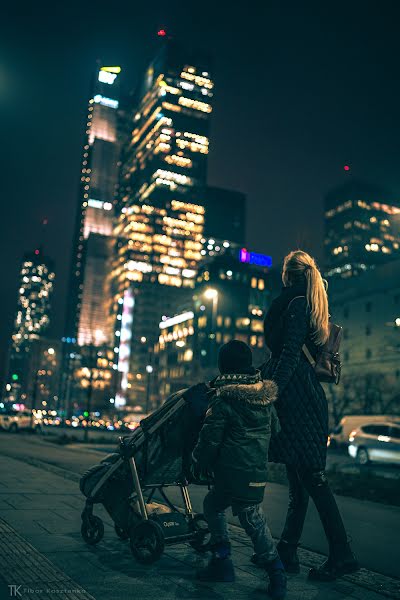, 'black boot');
196,542,235,582
276,540,300,574
308,543,359,581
